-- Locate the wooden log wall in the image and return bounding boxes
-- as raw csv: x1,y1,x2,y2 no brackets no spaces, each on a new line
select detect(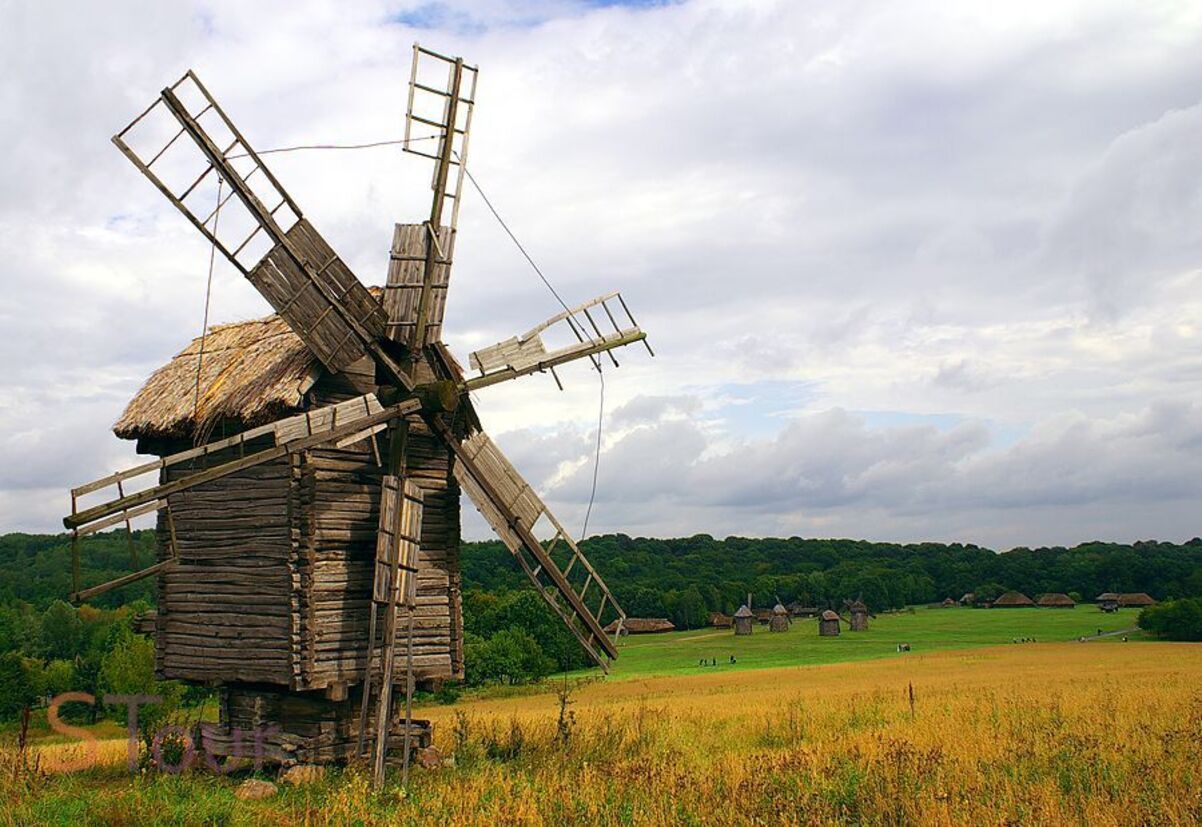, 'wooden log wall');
203,685,431,767
299,361,464,690
153,435,298,686
144,356,464,694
